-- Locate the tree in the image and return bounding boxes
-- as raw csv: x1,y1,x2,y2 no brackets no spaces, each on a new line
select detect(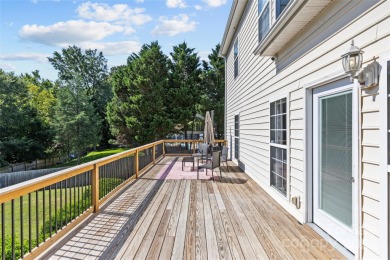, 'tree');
49,46,112,147
22,70,57,126
53,76,101,164
201,44,225,139
107,41,172,145
0,70,50,164
168,42,202,141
